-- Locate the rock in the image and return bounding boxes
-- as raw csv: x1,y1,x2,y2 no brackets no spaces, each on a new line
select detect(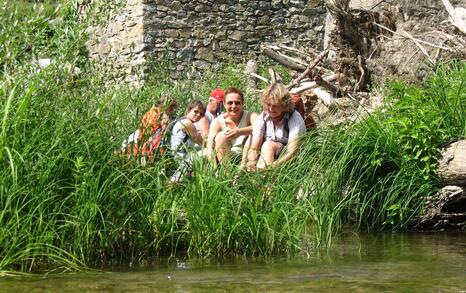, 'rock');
415,185,466,230
438,140,466,186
